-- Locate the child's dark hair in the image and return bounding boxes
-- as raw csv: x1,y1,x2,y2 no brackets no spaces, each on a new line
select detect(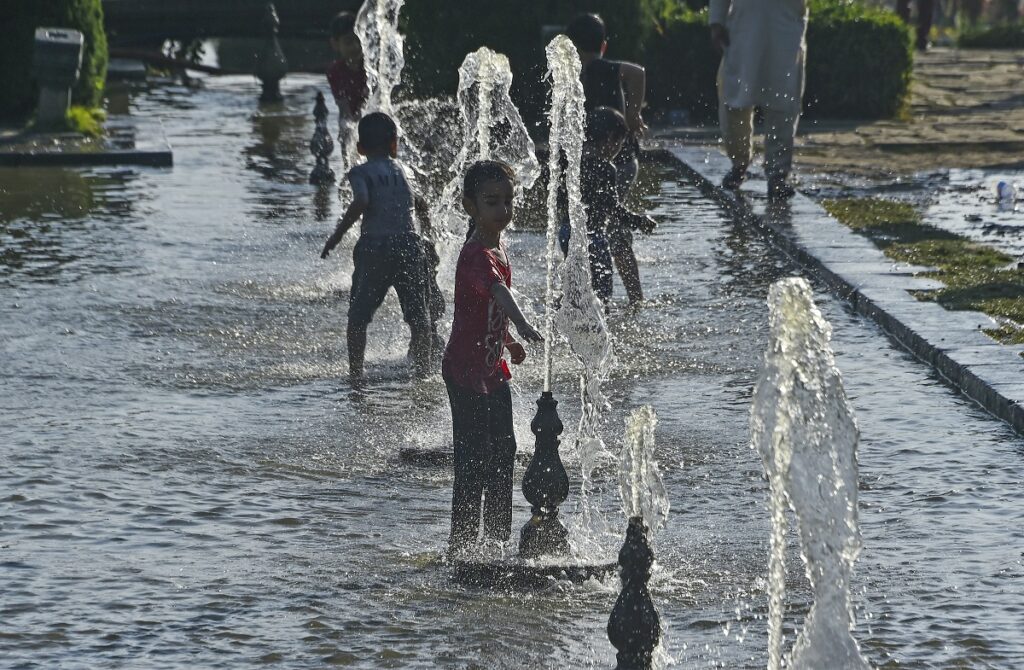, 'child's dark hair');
357,112,398,153
463,160,516,240
331,11,357,39
463,160,515,200
585,106,628,145
566,13,606,54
